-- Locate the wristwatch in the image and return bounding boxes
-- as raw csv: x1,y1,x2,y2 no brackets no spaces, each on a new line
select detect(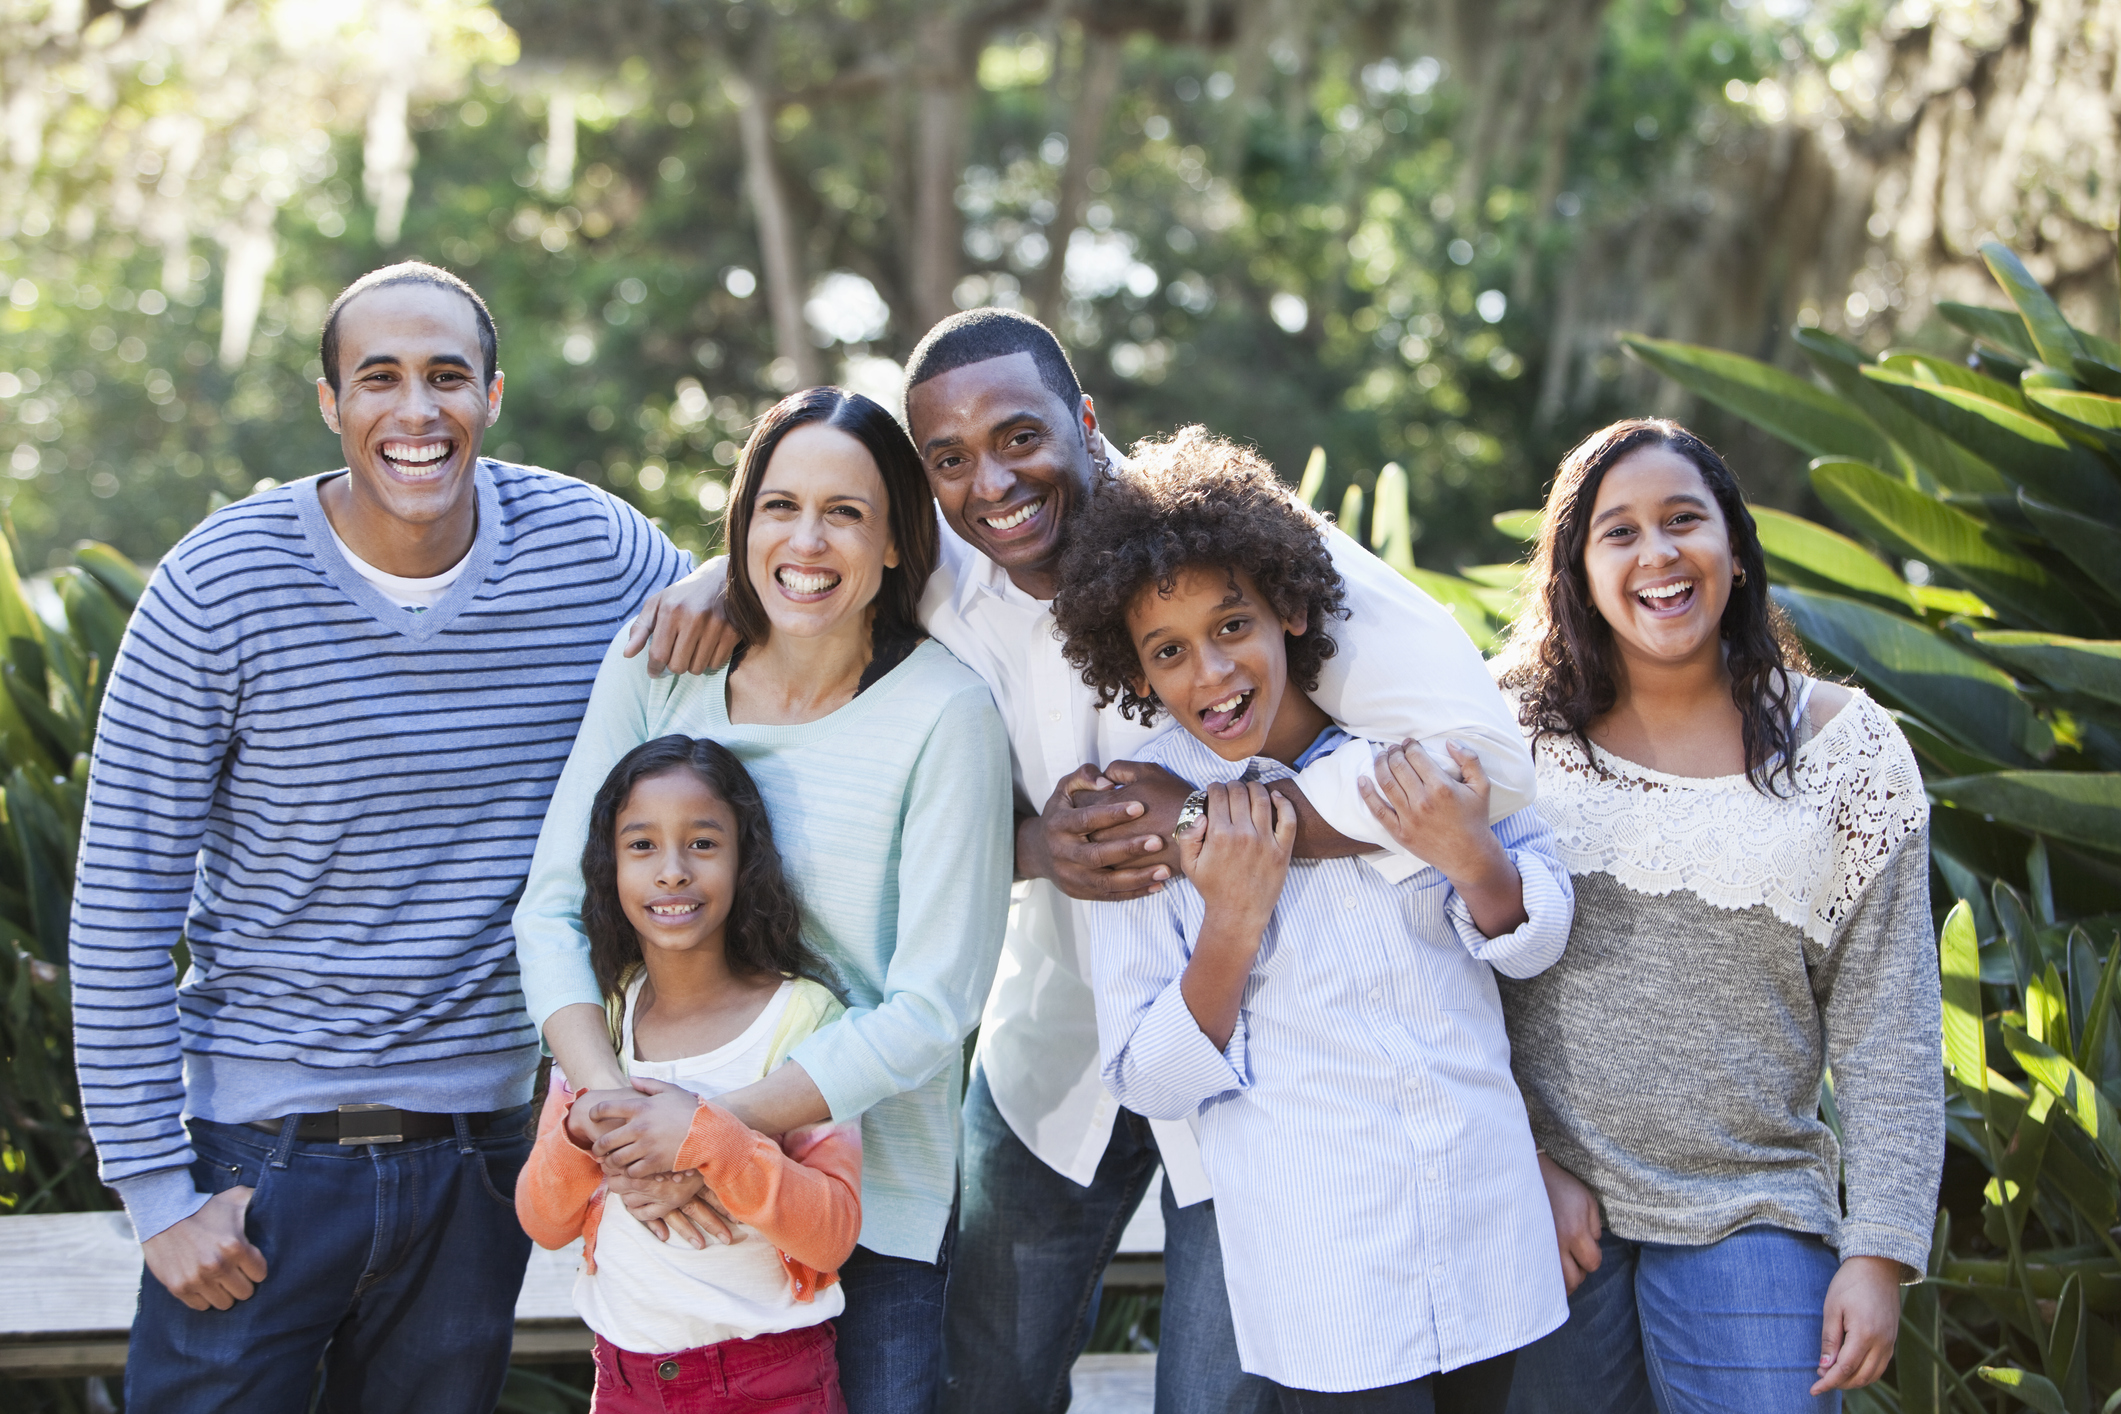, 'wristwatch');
1174,788,1209,834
